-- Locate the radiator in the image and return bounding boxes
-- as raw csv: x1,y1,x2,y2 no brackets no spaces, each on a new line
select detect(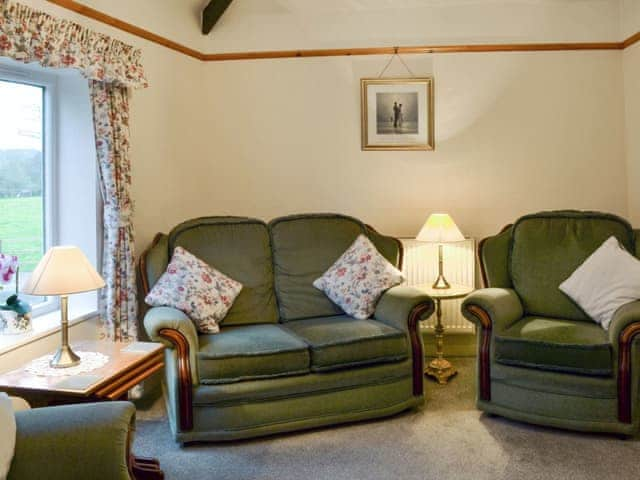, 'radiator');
400,238,476,333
